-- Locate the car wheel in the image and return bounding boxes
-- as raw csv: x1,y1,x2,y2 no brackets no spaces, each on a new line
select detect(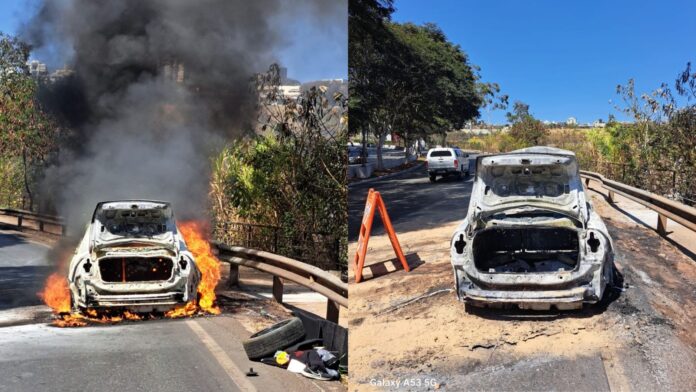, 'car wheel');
429,174,436,182
242,317,305,360
70,289,79,314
